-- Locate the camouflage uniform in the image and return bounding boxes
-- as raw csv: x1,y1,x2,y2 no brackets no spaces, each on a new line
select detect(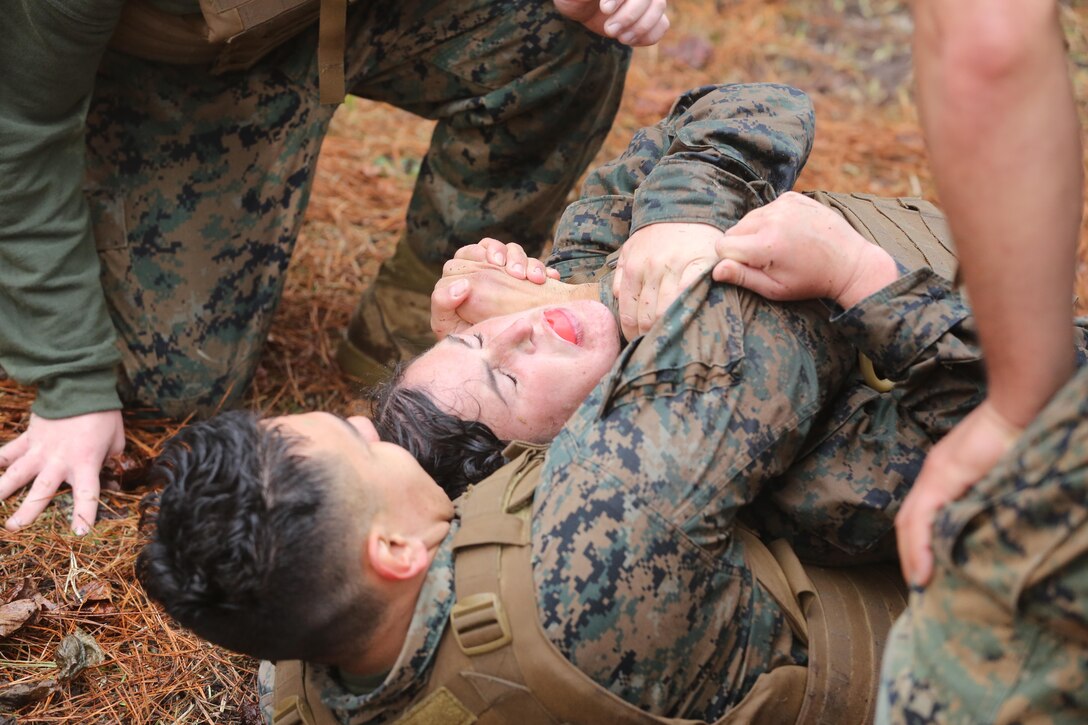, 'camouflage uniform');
877,365,1088,723
550,83,990,564
1,0,628,419
280,85,996,723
